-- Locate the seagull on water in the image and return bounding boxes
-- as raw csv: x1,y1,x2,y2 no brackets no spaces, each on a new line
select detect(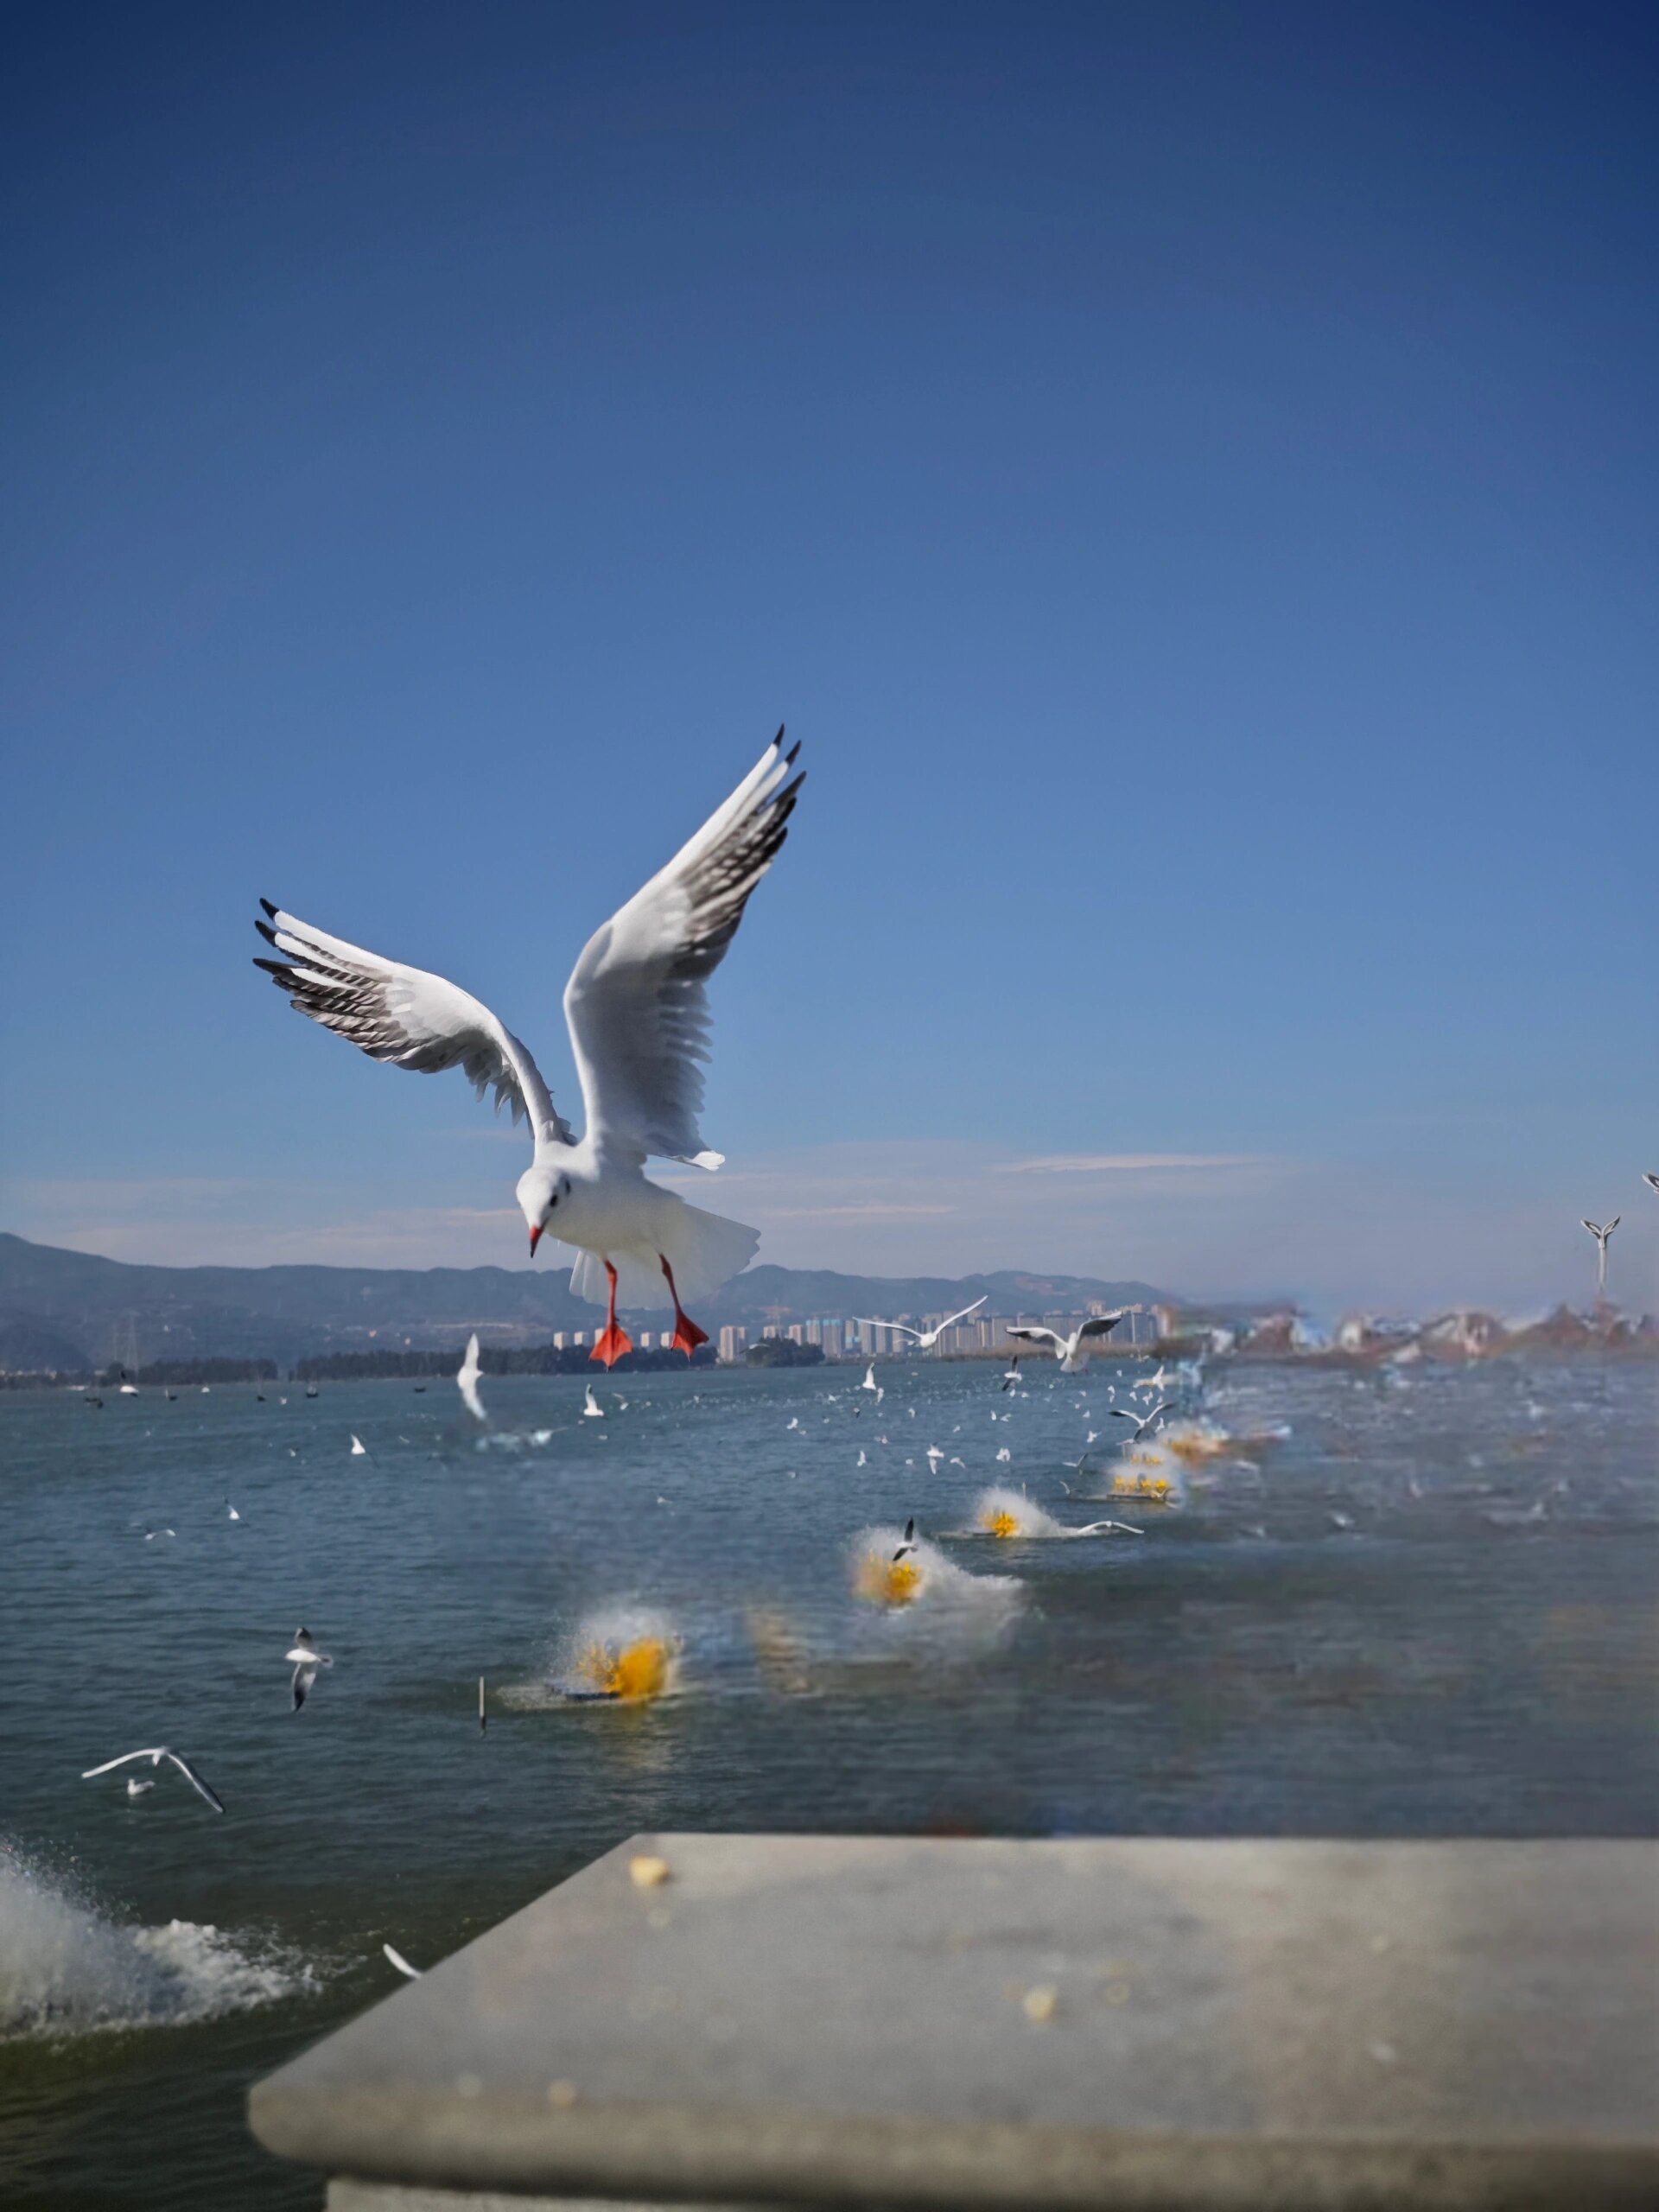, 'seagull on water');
287,1627,334,1710
582,1384,605,1419
349,1434,367,1457
456,1334,486,1423
1005,1313,1128,1375
1108,1402,1171,1444
851,1297,988,1353
1581,1216,1620,1300
82,1748,225,1814
858,1363,879,1392
255,732,804,1369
